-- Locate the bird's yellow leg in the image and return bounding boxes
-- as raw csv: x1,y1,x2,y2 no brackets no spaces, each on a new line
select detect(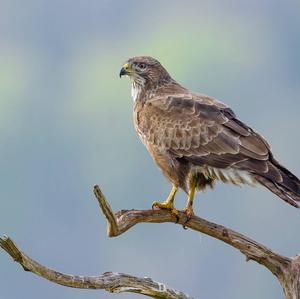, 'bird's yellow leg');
183,181,196,220
152,185,178,216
